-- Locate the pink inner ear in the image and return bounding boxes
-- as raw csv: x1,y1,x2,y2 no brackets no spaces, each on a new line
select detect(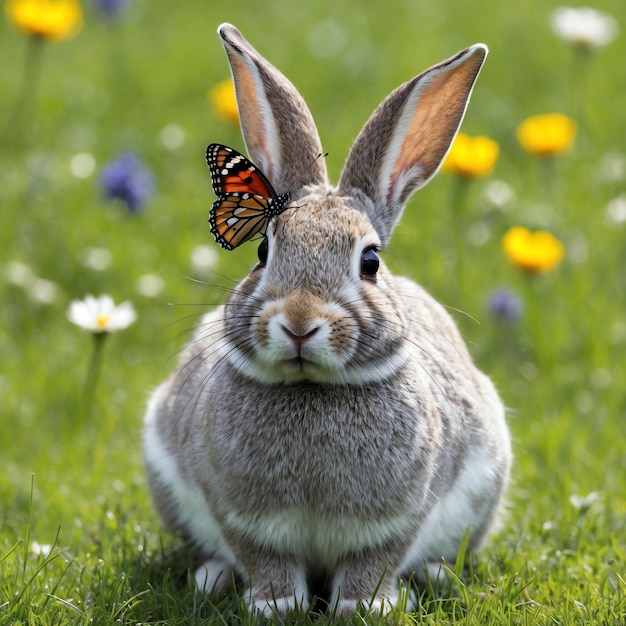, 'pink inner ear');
390,51,485,203
227,54,274,181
